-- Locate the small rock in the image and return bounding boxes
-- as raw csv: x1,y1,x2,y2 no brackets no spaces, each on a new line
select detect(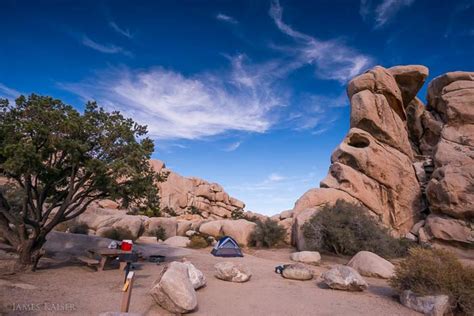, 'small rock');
185,230,196,237
281,264,313,281
410,220,426,236
321,265,368,291
400,290,450,316
182,260,206,290
405,232,417,241
347,251,395,279
290,251,321,265
149,262,197,314
163,236,190,248
214,262,251,283
135,236,158,244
